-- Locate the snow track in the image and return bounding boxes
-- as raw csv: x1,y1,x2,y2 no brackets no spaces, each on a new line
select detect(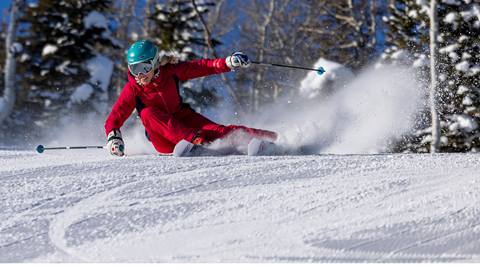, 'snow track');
1,150,480,262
